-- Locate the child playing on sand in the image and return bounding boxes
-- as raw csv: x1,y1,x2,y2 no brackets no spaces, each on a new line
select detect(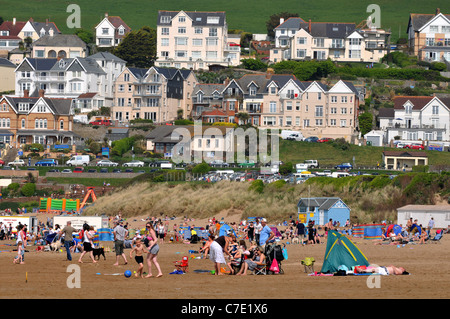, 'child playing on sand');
129,238,148,278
